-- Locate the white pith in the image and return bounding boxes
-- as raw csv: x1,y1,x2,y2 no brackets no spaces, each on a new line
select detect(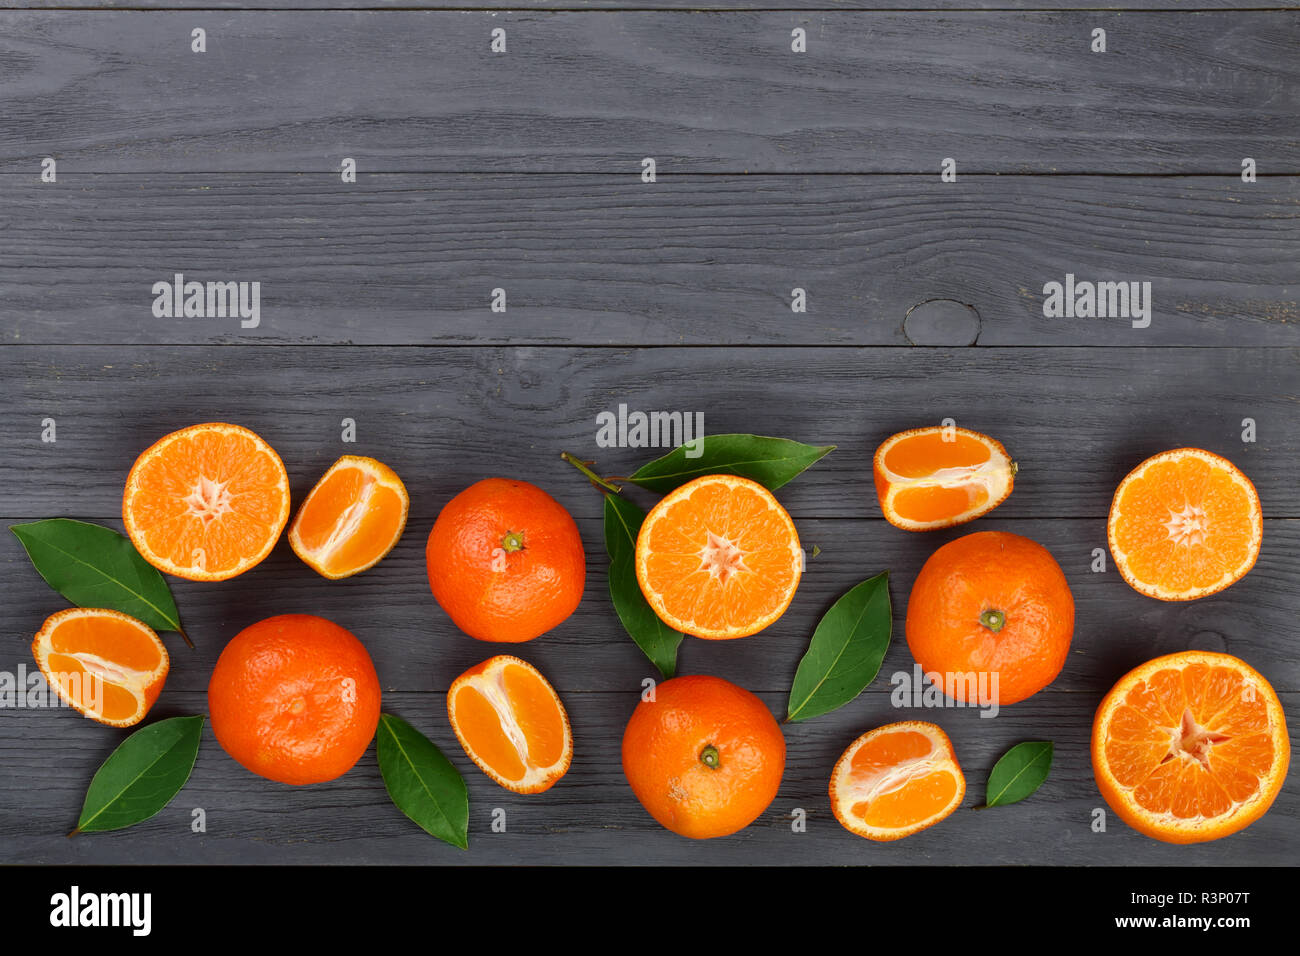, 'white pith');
1162,503,1209,548
183,474,235,525
304,475,376,563
697,530,749,583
